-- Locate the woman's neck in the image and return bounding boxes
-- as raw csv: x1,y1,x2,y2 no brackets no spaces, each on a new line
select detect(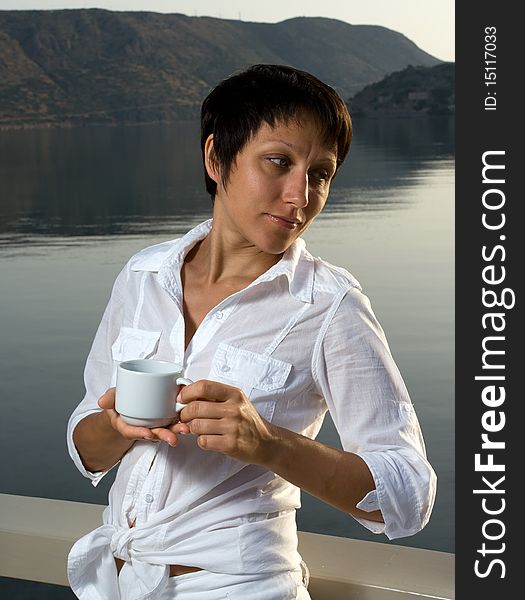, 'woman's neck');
185,226,283,287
